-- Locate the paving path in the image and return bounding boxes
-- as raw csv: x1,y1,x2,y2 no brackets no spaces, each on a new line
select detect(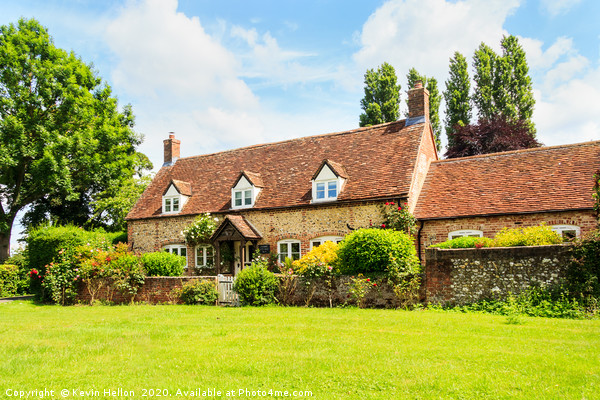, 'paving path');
0,295,34,303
